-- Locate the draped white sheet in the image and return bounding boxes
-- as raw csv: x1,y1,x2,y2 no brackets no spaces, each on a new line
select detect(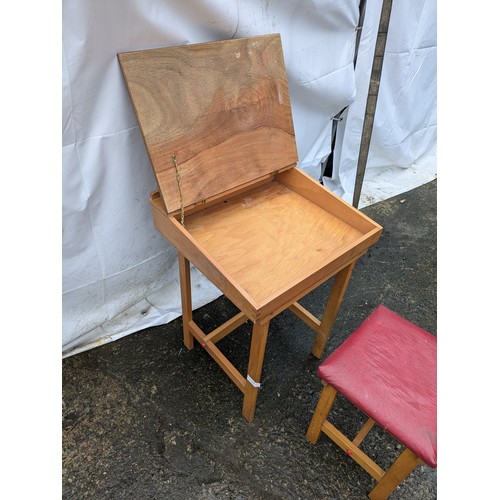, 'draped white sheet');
62,0,436,356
